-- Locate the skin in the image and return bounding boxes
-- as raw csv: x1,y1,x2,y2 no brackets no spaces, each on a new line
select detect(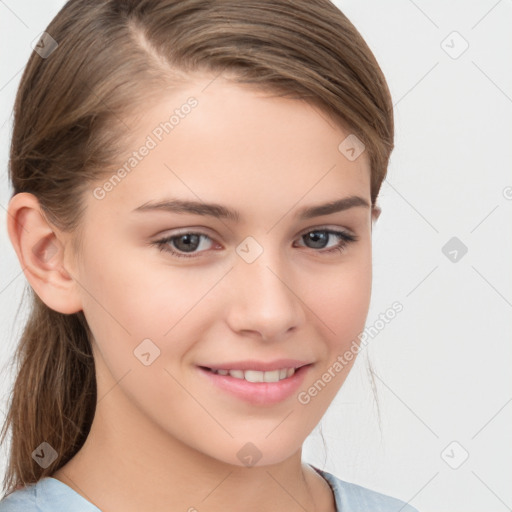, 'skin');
8,73,380,512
